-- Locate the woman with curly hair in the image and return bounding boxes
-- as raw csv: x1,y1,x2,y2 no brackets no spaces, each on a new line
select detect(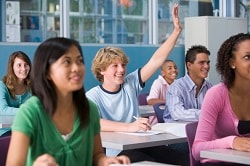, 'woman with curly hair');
0,51,32,116
192,33,250,165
